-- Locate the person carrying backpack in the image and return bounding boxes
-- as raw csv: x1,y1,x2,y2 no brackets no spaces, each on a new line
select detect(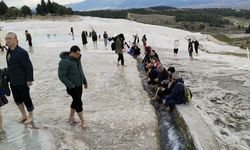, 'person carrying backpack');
115,34,125,66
